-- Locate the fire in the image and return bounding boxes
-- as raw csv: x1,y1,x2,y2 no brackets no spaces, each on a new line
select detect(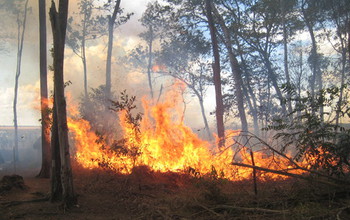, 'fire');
67,82,307,181
152,64,166,72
